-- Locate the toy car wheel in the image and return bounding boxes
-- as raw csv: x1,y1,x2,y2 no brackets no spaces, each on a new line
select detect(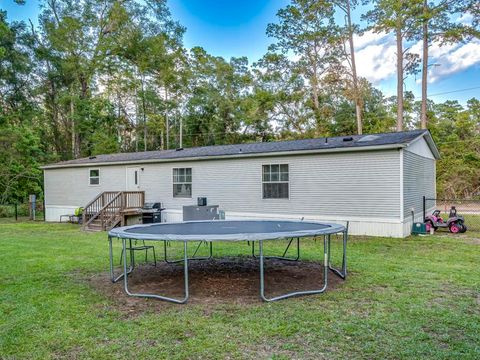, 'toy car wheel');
449,223,461,234
425,221,434,232
460,224,467,233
